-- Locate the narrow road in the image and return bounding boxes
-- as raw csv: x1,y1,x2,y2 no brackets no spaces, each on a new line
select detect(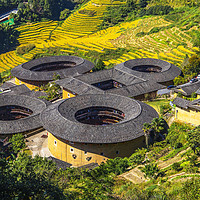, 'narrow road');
0,9,18,21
